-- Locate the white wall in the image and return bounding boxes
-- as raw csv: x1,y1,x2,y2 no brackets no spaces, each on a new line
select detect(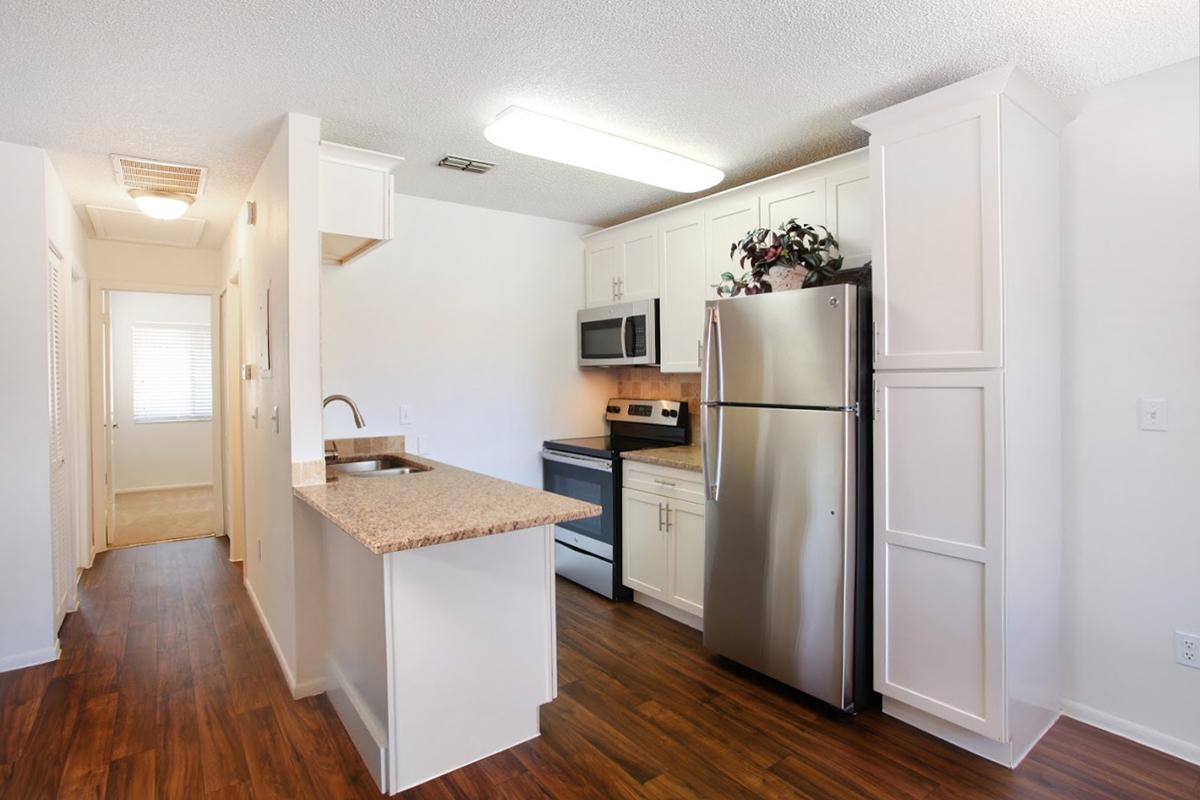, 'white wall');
87,238,221,288
108,290,214,492
320,193,617,487
0,141,56,669
1061,58,1200,761
220,112,326,693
